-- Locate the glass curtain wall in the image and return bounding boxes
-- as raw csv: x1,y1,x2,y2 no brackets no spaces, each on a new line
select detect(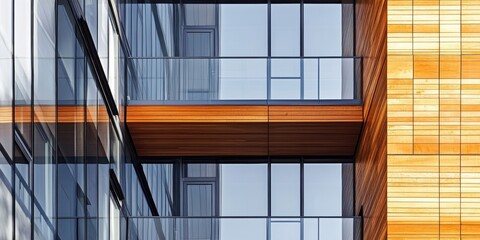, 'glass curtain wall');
123,2,356,102
0,0,151,239
136,161,353,240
